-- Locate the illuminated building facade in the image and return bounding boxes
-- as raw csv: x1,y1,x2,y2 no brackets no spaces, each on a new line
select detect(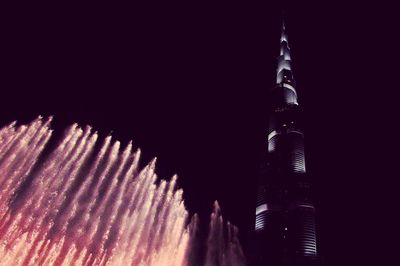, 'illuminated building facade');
252,21,319,265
